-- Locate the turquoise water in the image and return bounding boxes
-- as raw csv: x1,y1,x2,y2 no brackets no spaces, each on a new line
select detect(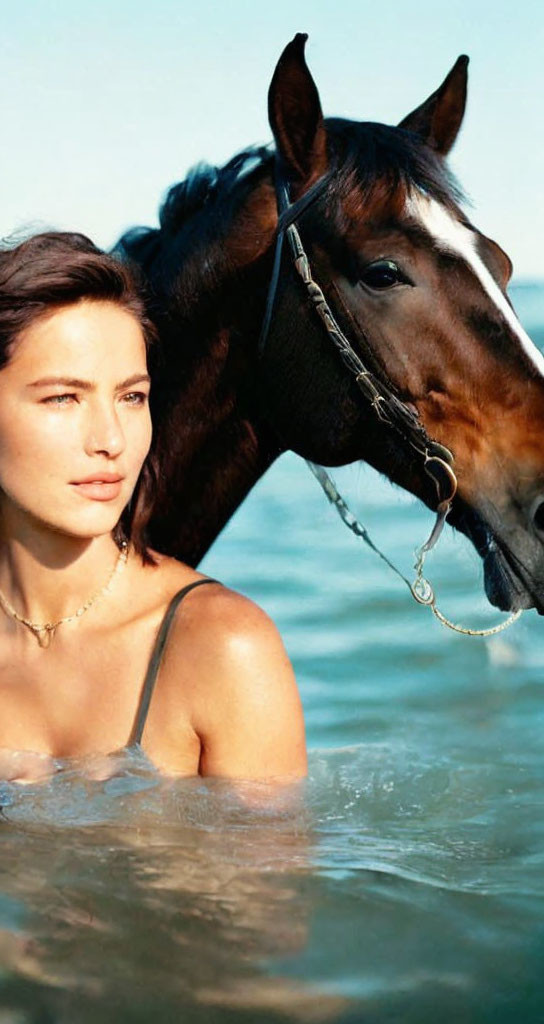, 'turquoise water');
0,286,543,1022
